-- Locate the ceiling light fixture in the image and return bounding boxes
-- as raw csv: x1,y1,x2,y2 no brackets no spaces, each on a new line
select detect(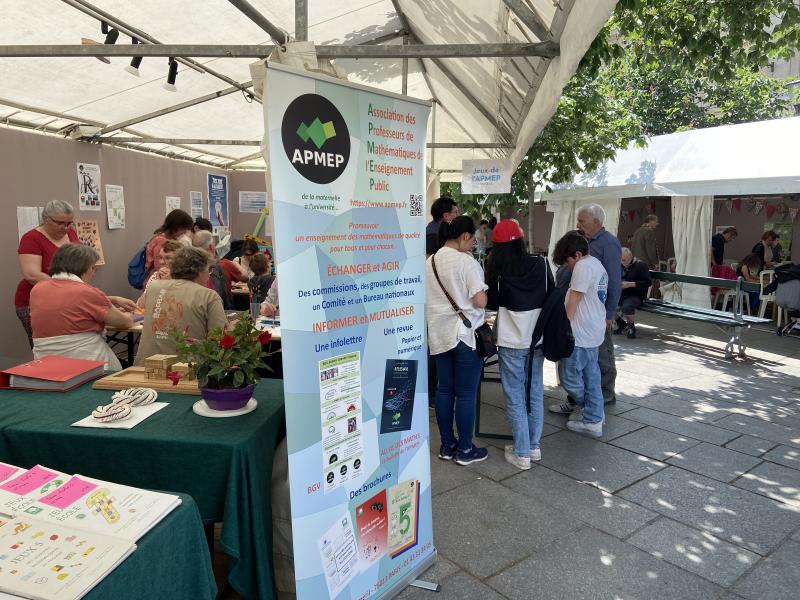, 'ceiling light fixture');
163,58,178,92
125,38,142,76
